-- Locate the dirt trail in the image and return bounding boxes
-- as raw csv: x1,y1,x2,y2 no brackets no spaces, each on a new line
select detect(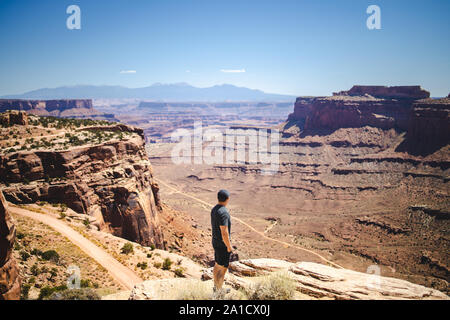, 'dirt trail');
155,178,343,269
10,205,142,290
